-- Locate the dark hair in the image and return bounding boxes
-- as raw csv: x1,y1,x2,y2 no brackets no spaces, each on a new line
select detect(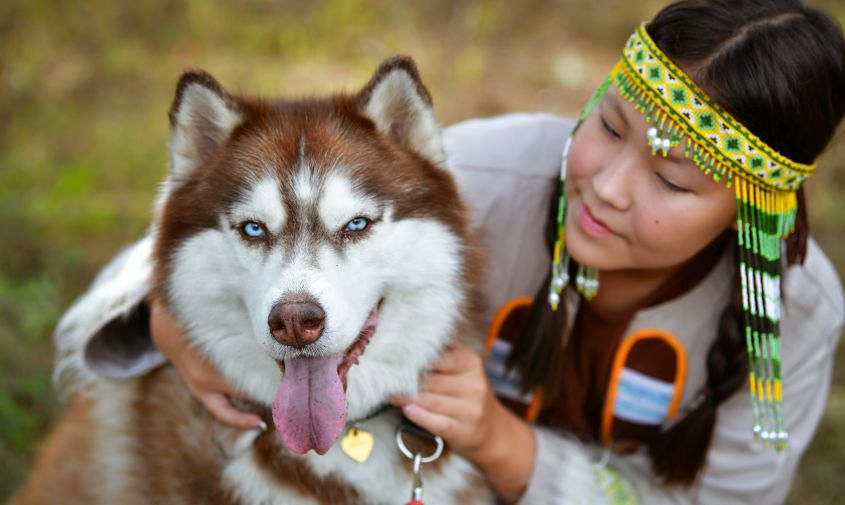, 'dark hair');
510,0,845,486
